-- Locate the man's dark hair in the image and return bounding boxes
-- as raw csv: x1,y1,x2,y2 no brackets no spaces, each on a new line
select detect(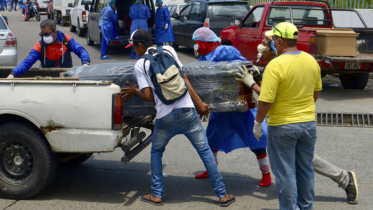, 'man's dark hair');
134,41,153,49
221,40,232,46
40,19,56,31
